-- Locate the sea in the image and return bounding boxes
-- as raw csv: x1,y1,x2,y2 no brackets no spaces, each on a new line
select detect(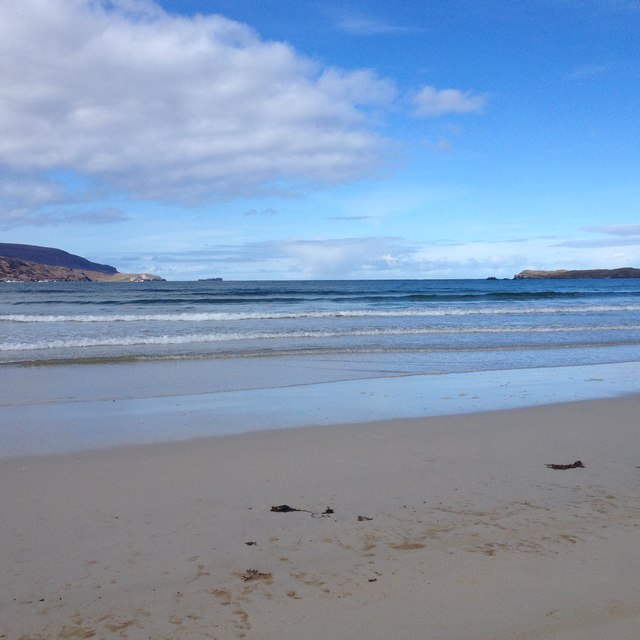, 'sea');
2,278,640,455
2,278,640,369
